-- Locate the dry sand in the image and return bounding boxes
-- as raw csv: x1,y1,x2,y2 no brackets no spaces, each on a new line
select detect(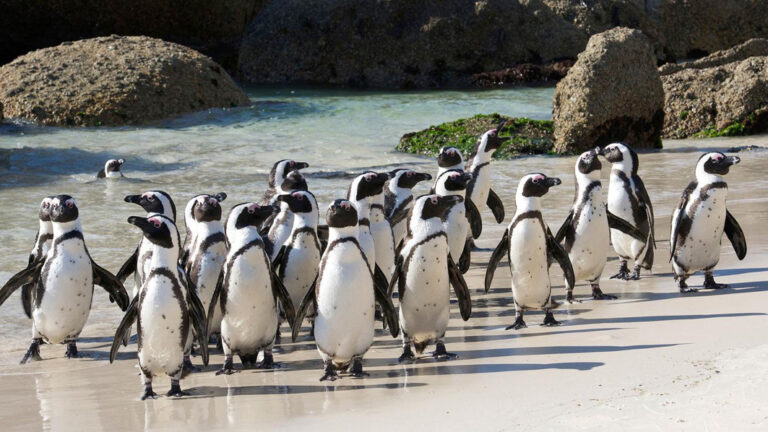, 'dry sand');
0,140,767,431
